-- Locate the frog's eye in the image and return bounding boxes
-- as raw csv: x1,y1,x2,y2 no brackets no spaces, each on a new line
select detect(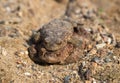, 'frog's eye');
56,38,62,45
